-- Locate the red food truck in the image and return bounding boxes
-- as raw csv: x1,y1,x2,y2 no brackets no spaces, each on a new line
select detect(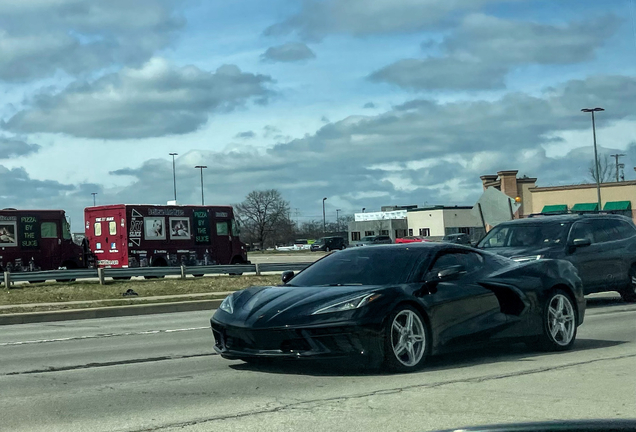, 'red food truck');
84,204,248,269
0,209,89,272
